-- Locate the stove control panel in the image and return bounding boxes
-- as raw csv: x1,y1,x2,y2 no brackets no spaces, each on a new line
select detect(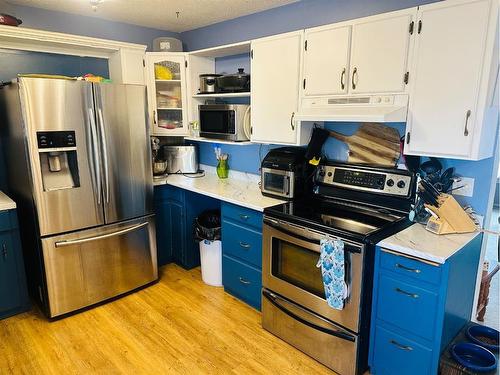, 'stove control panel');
316,165,412,197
